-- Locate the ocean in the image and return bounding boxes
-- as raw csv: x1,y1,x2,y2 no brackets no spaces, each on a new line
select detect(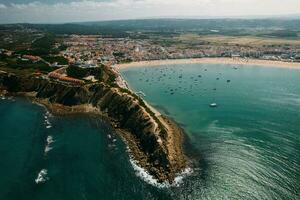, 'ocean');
0,63,299,199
